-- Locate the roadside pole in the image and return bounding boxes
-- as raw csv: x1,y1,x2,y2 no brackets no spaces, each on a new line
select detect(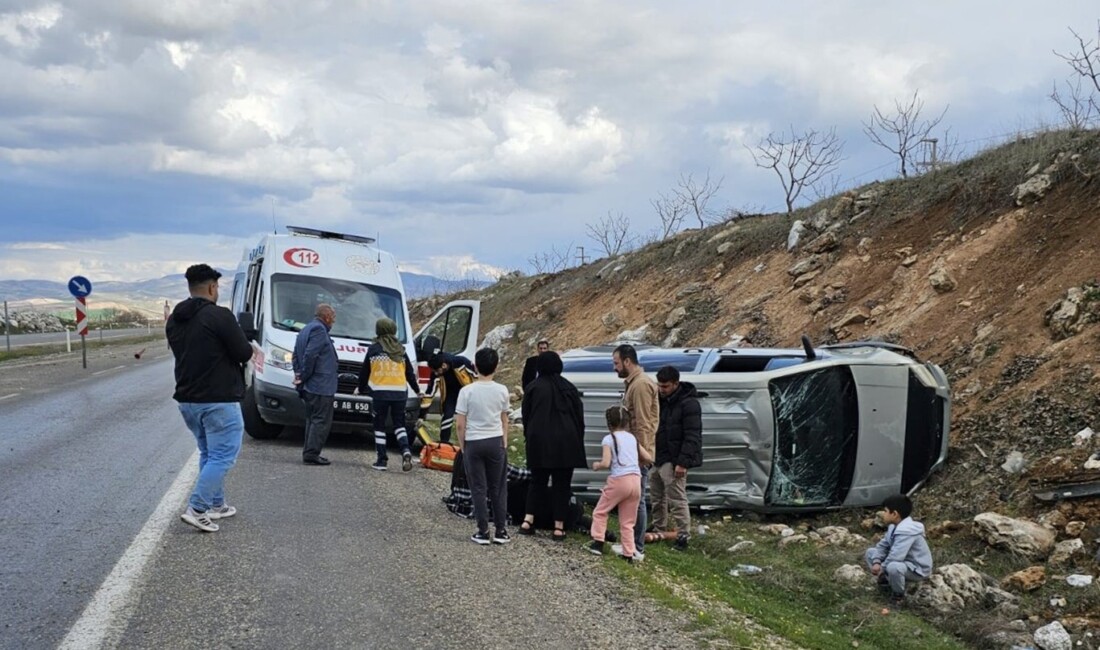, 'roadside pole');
66,328,71,353
68,276,92,370
3,300,9,353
